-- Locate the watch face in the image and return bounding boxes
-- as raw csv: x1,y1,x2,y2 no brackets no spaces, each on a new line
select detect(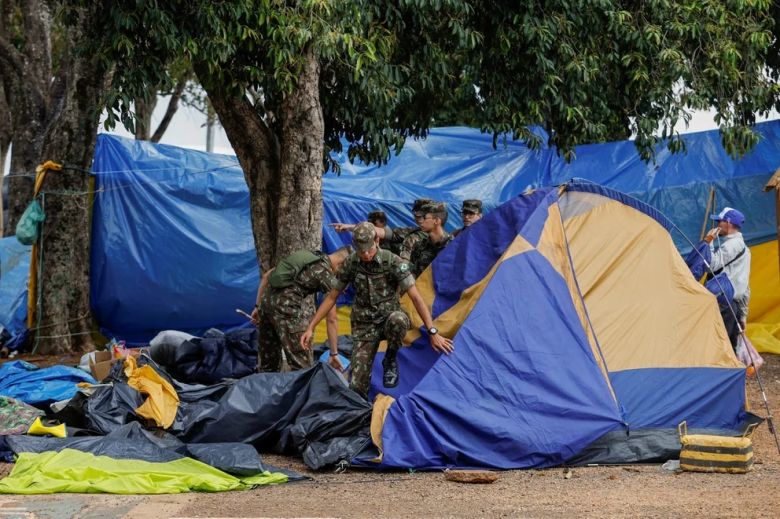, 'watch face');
429,327,438,335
